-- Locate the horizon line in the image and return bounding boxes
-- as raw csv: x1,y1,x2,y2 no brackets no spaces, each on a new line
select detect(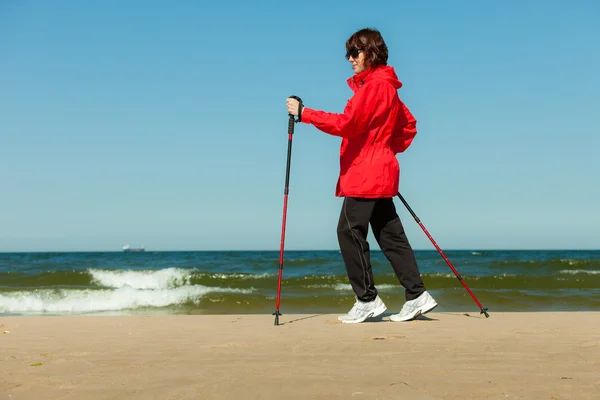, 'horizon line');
1,248,599,254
